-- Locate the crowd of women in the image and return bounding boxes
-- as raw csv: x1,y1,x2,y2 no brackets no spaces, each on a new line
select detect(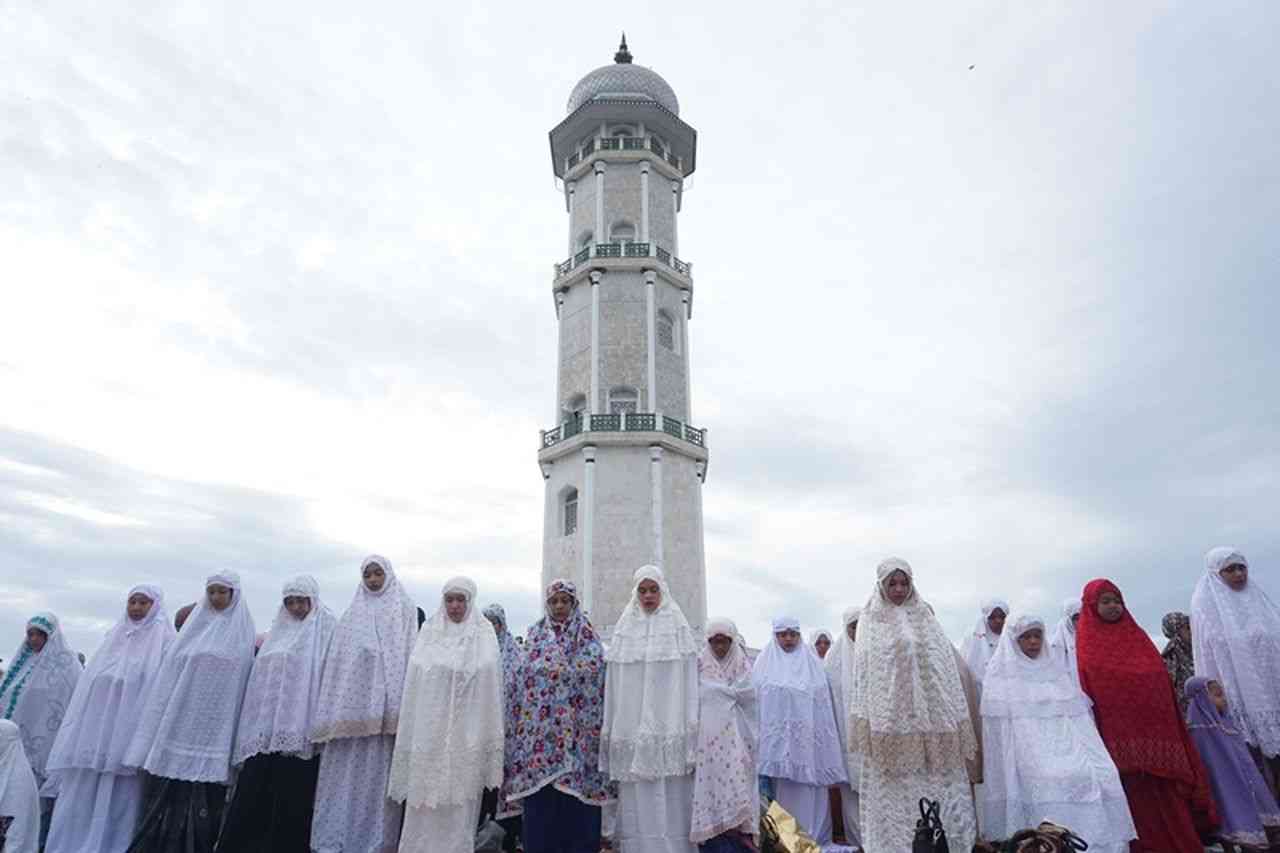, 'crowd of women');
1,545,1279,853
